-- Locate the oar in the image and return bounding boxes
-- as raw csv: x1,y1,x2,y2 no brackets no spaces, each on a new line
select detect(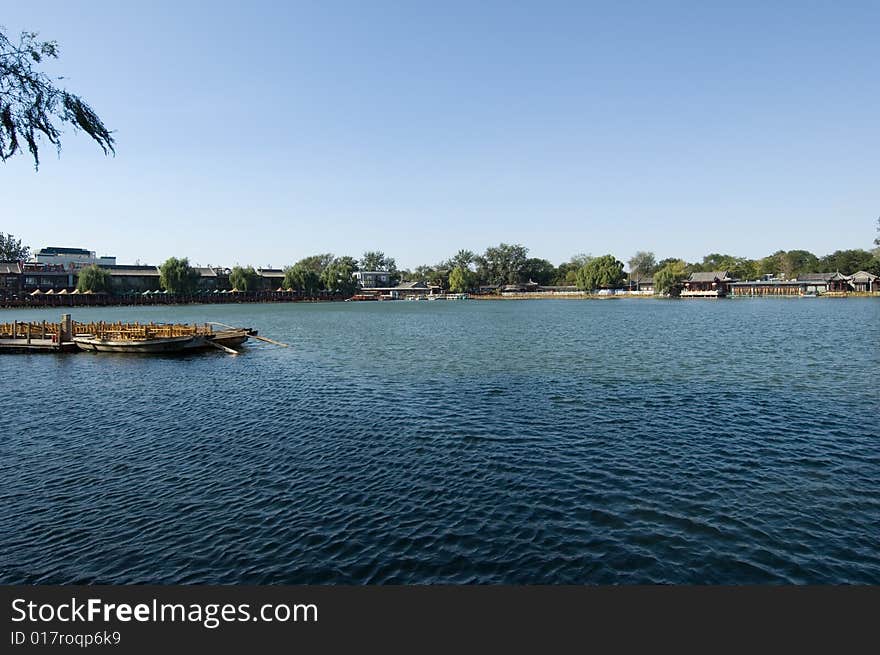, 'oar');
207,322,290,347
250,334,289,347
207,340,239,355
